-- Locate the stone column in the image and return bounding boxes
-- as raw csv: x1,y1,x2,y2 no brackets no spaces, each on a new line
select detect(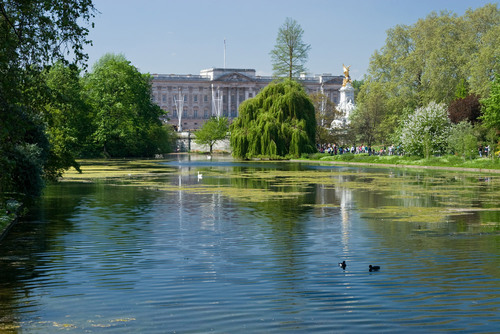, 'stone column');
227,87,231,117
